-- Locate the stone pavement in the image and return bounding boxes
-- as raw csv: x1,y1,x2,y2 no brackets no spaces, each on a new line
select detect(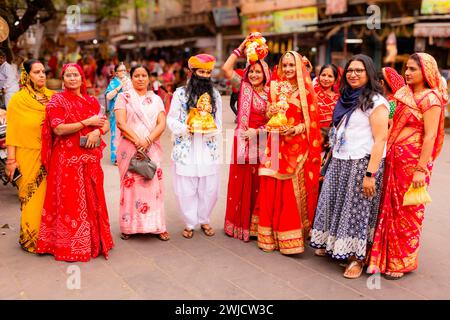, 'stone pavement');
1,96,450,300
